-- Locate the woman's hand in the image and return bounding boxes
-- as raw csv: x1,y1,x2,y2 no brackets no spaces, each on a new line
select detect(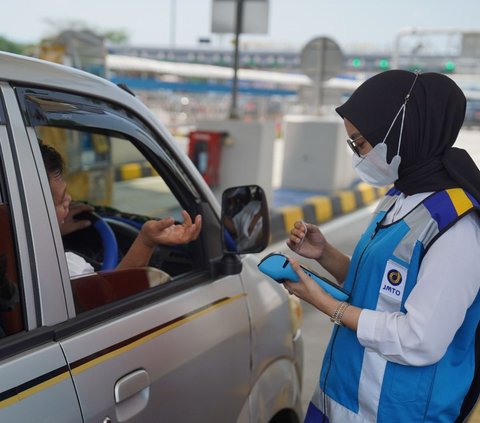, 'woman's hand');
284,258,360,331
283,258,328,306
284,258,340,324
60,202,94,236
287,220,351,283
139,210,202,248
287,221,327,260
